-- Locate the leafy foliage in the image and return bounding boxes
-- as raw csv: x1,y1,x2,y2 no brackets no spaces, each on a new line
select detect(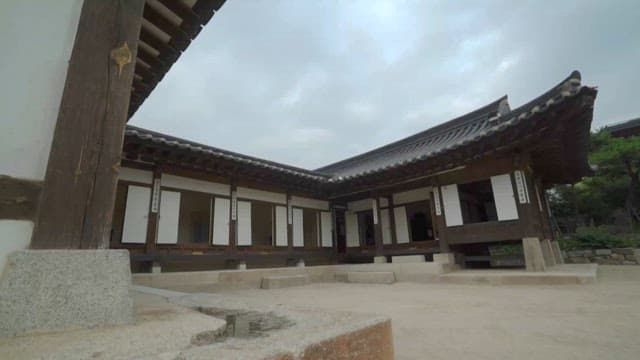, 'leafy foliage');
549,130,640,232
560,226,640,250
